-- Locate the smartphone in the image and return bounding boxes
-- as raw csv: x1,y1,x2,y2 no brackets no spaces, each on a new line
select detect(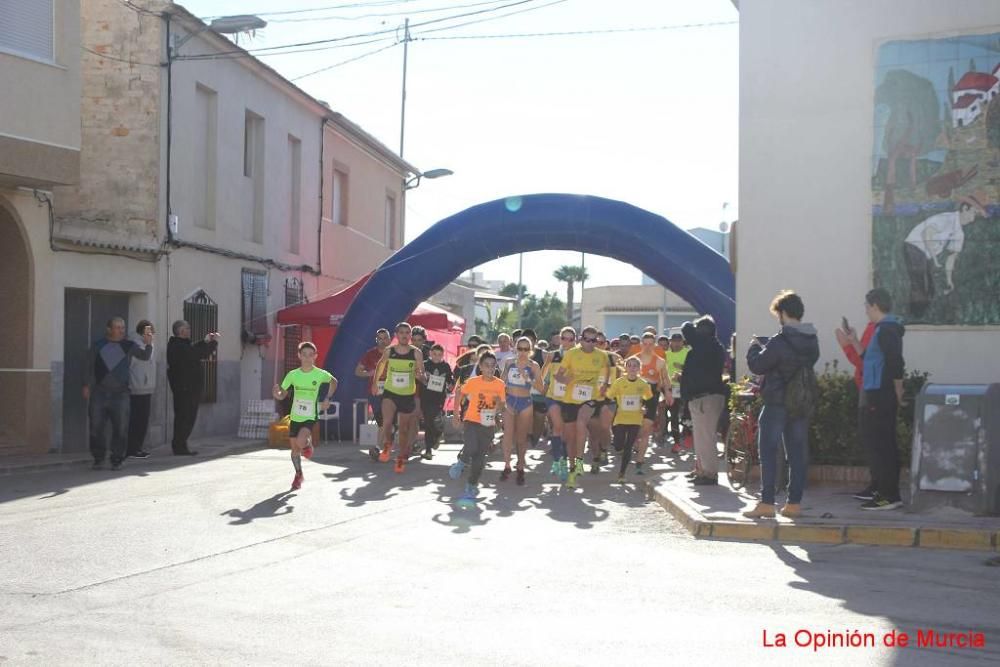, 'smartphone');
753,335,770,346
841,316,850,332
